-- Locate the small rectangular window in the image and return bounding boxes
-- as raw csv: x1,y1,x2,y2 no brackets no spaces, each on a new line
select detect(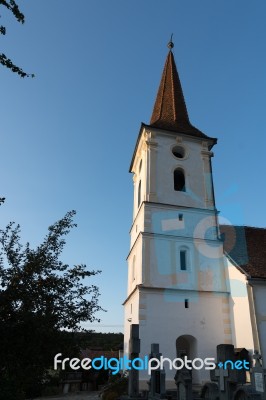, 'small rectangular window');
178,213,183,221
185,299,189,309
180,250,187,270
